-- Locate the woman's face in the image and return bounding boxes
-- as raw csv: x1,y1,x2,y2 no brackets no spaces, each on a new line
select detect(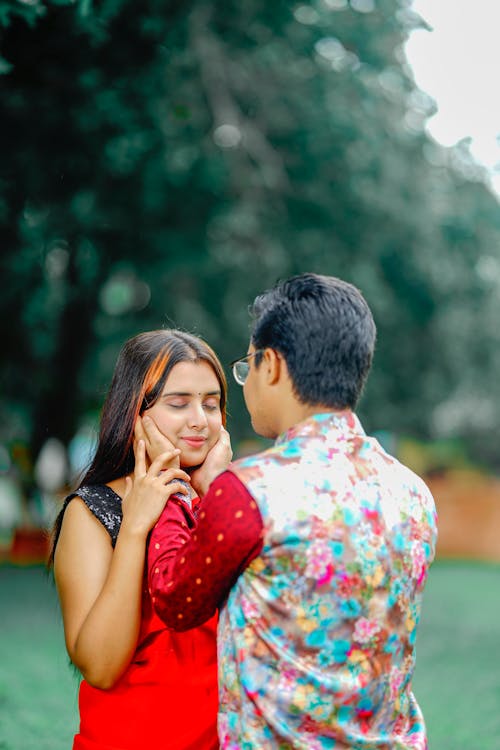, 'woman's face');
144,359,223,468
